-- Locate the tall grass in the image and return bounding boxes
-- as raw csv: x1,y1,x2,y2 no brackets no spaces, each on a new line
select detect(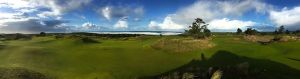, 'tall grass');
151,38,214,53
